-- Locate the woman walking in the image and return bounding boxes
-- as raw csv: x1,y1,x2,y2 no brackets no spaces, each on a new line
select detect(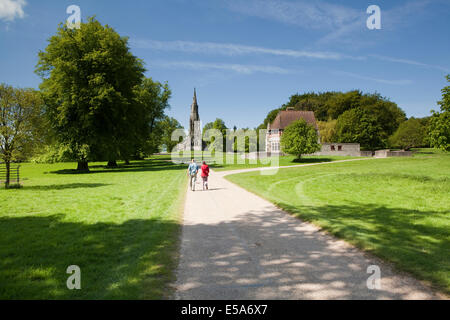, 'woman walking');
201,161,210,191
